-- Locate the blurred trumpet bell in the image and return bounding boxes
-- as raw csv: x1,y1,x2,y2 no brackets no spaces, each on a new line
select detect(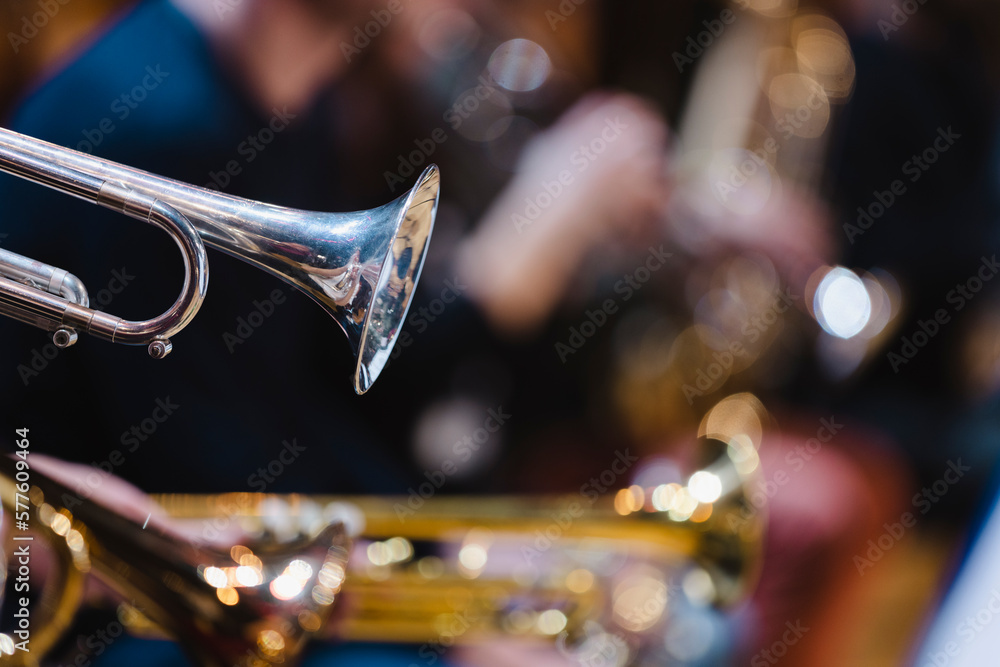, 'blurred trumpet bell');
0,457,351,667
